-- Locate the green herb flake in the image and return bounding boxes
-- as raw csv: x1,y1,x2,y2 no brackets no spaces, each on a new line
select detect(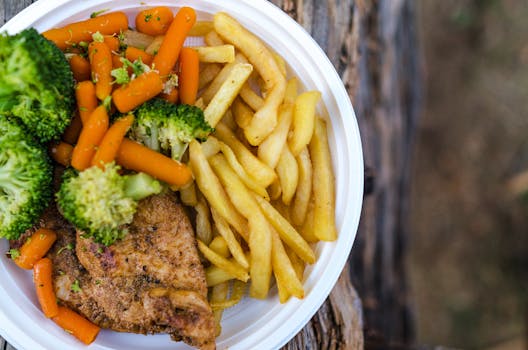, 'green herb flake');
90,9,109,18
145,14,153,22
8,249,20,260
57,243,74,255
71,279,82,293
